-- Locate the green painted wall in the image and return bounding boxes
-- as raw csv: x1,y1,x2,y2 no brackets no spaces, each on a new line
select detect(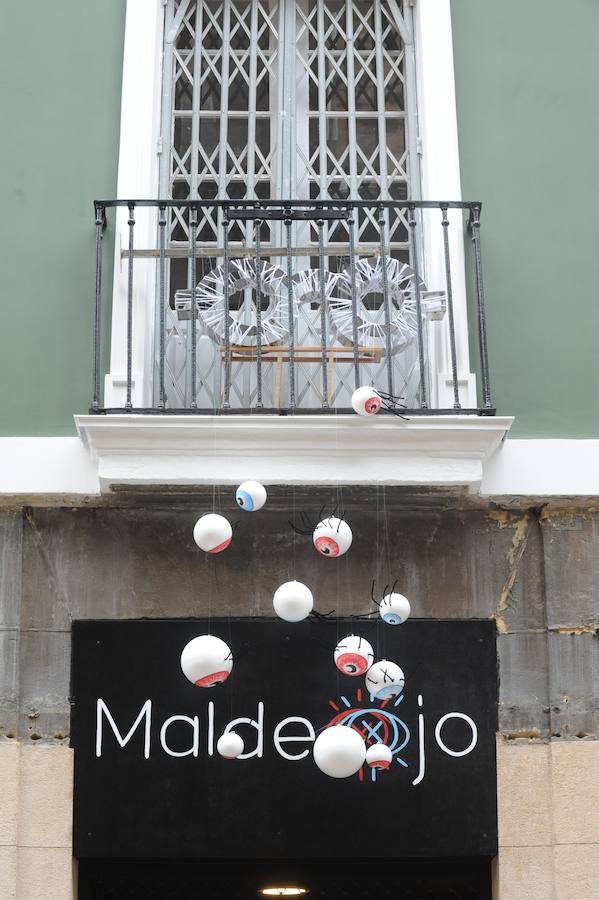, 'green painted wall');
0,2,125,435
452,0,599,437
1,2,597,436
